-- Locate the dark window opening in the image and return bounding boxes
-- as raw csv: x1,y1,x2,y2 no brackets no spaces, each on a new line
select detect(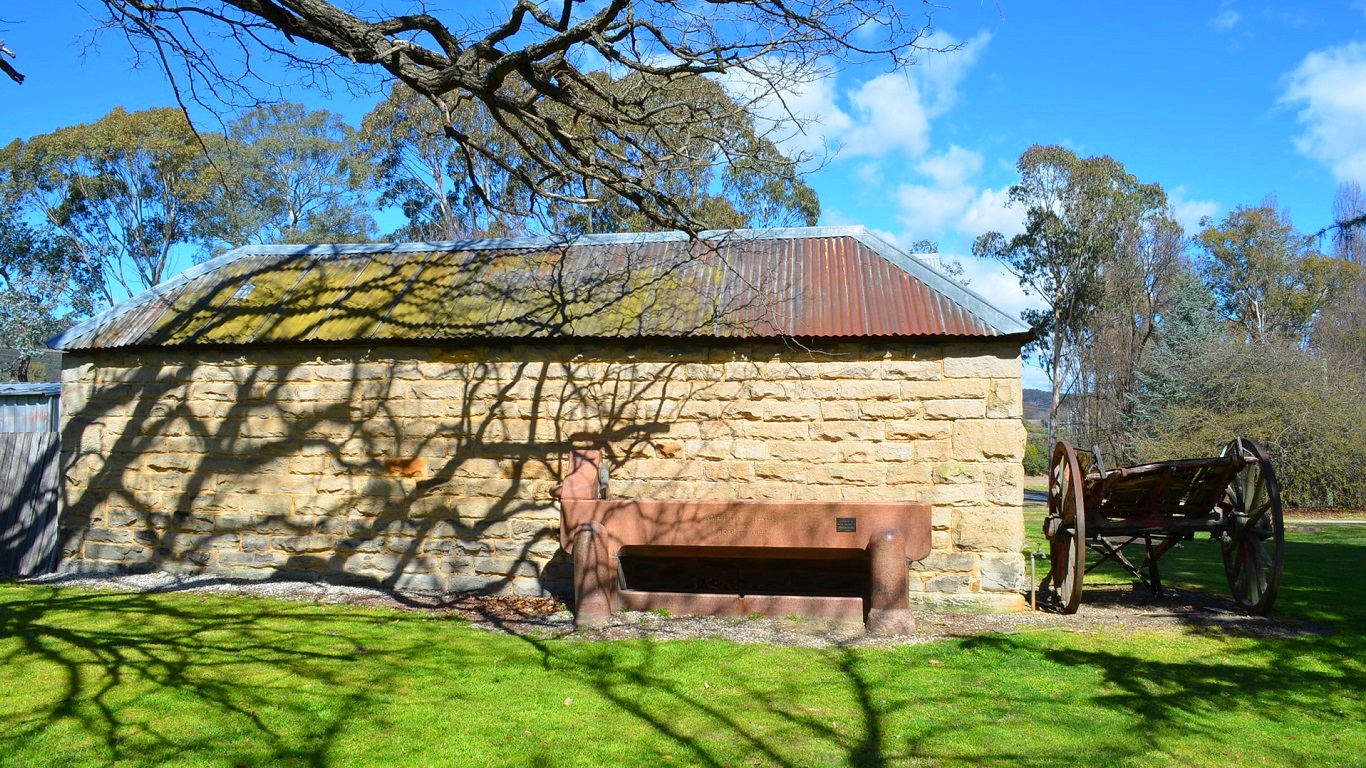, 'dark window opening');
616,545,871,600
